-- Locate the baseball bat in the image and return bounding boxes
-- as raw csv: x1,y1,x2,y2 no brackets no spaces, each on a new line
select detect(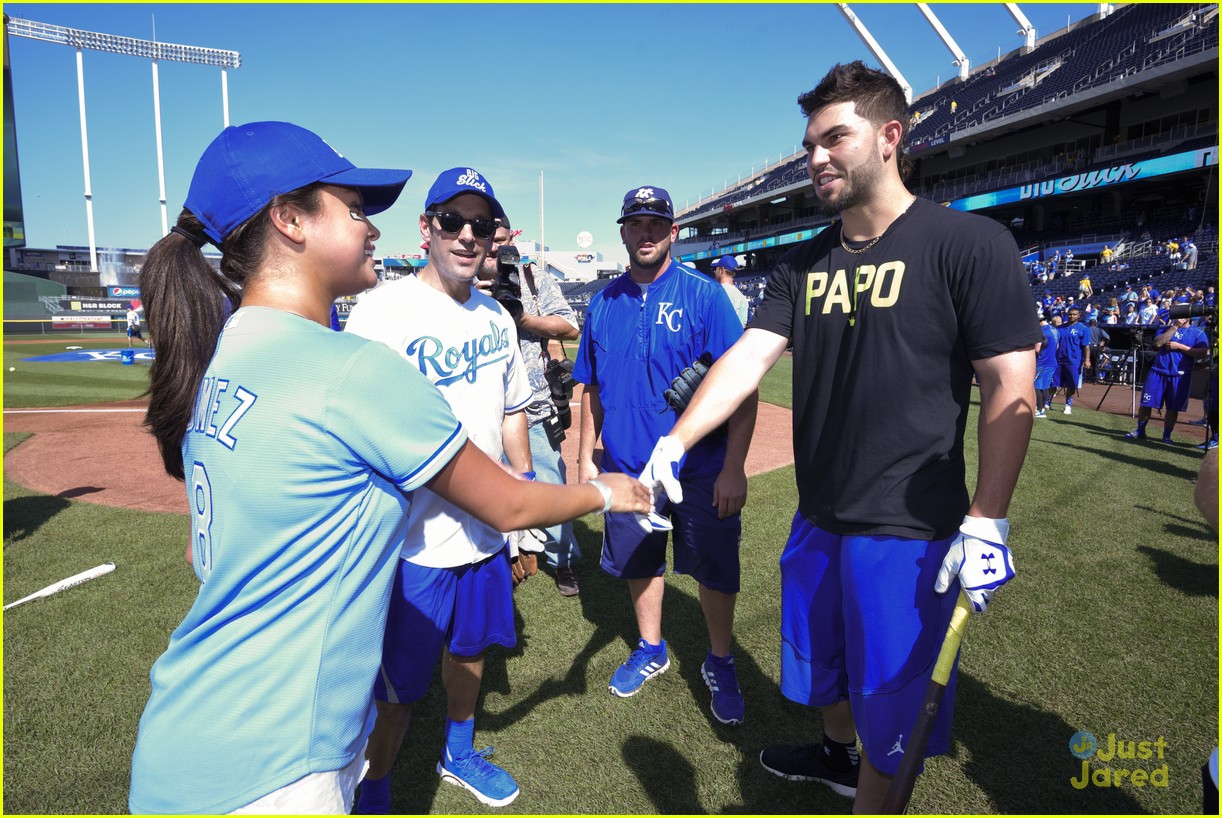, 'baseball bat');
4,562,116,611
879,590,972,814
